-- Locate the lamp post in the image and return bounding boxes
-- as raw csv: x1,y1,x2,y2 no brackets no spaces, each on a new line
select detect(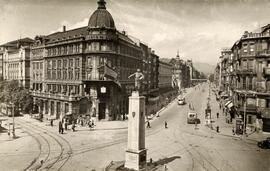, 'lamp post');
12,103,15,138
243,93,246,136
